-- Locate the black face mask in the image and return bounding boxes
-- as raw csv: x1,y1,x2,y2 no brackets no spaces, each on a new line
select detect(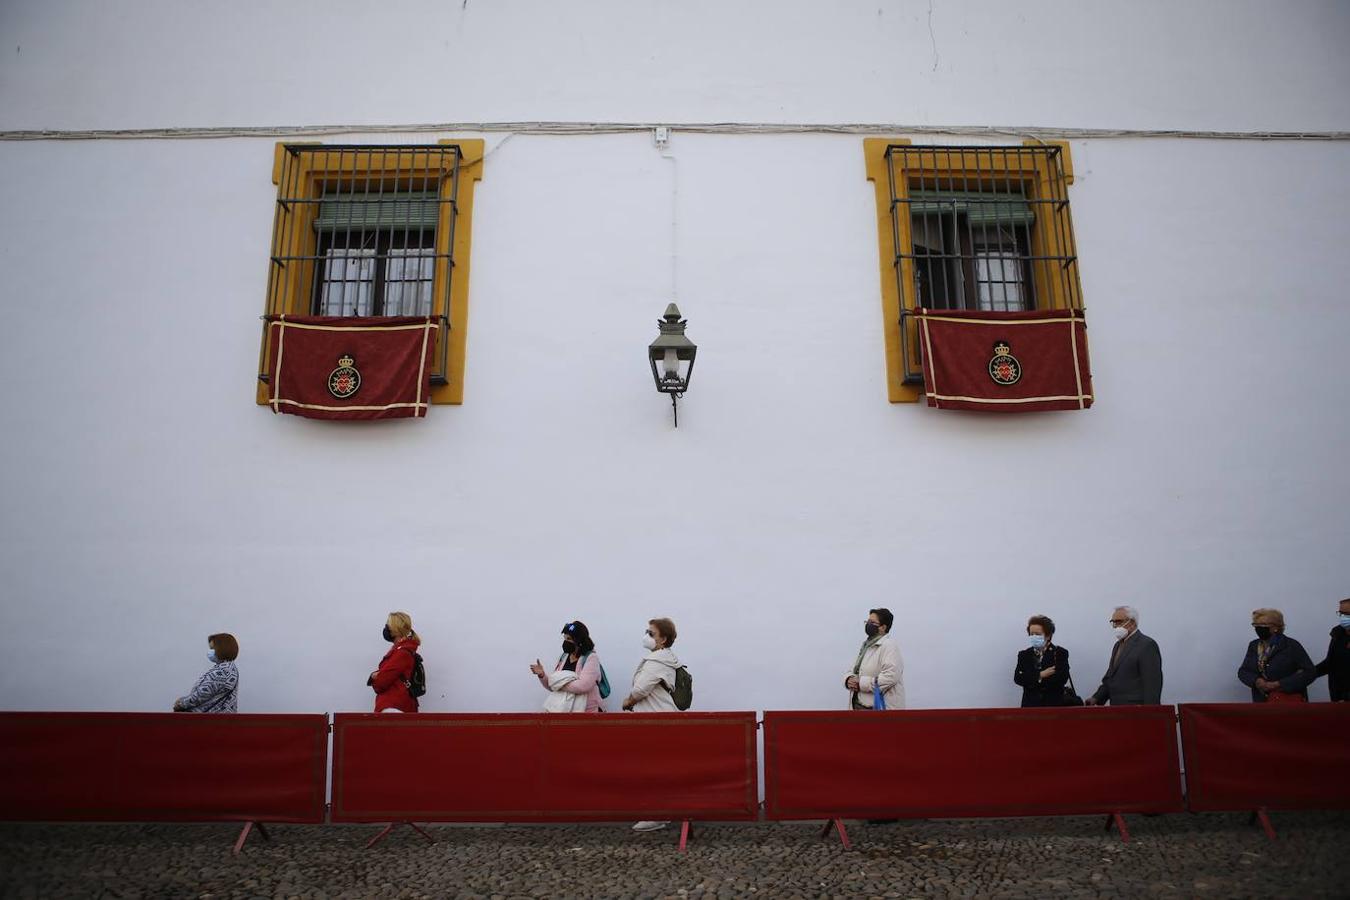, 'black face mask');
562,640,577,655
1254,625,1273,641
382,625,395,643
864,622,881,638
